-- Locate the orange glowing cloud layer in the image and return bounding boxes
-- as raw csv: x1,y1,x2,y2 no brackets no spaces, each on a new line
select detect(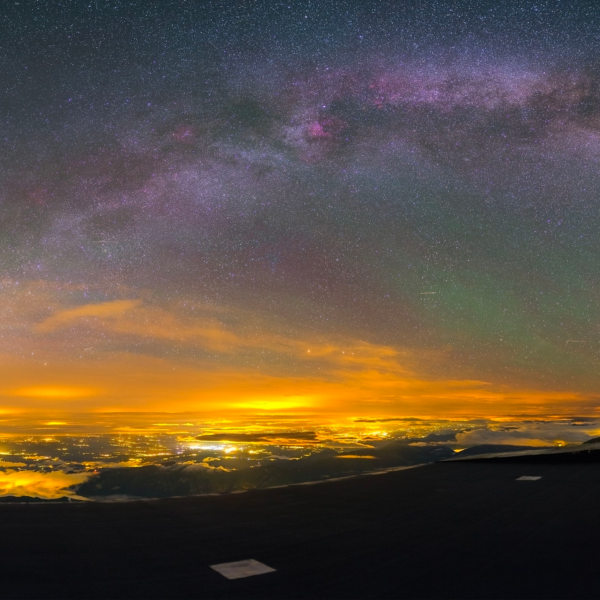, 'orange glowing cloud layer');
0,349,596,419
1,281,598,421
